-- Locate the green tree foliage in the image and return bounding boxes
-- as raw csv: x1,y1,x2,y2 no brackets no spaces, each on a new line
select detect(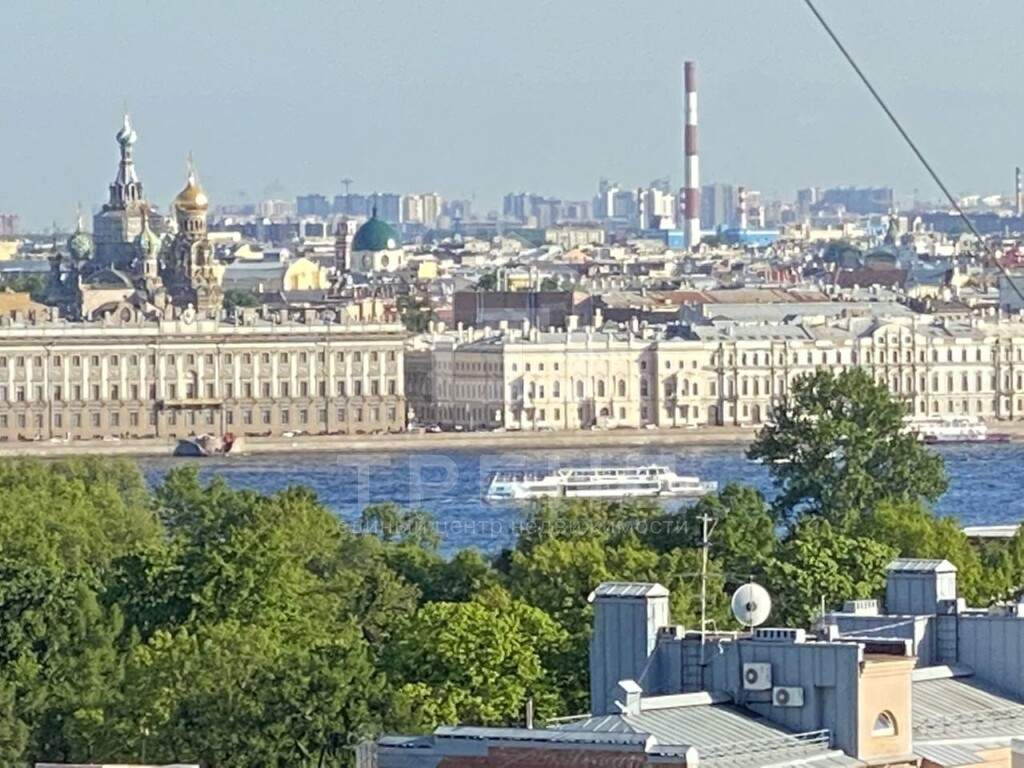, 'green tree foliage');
476,271,498,291
222,289,260,312
383,592,566,729
502,498,726,712
748,368,947,526
0,274,47,301
0,457,158,571
396,294,436,333
765,519,896,626
1,401,1020,767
